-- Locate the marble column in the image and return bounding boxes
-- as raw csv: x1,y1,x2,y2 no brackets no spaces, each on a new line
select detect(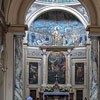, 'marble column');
14,35,24,100
98,38,100,100
42,49,47,87
67,49,72,88
4,24,27,100
86,44,91,100
90,37,98,100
